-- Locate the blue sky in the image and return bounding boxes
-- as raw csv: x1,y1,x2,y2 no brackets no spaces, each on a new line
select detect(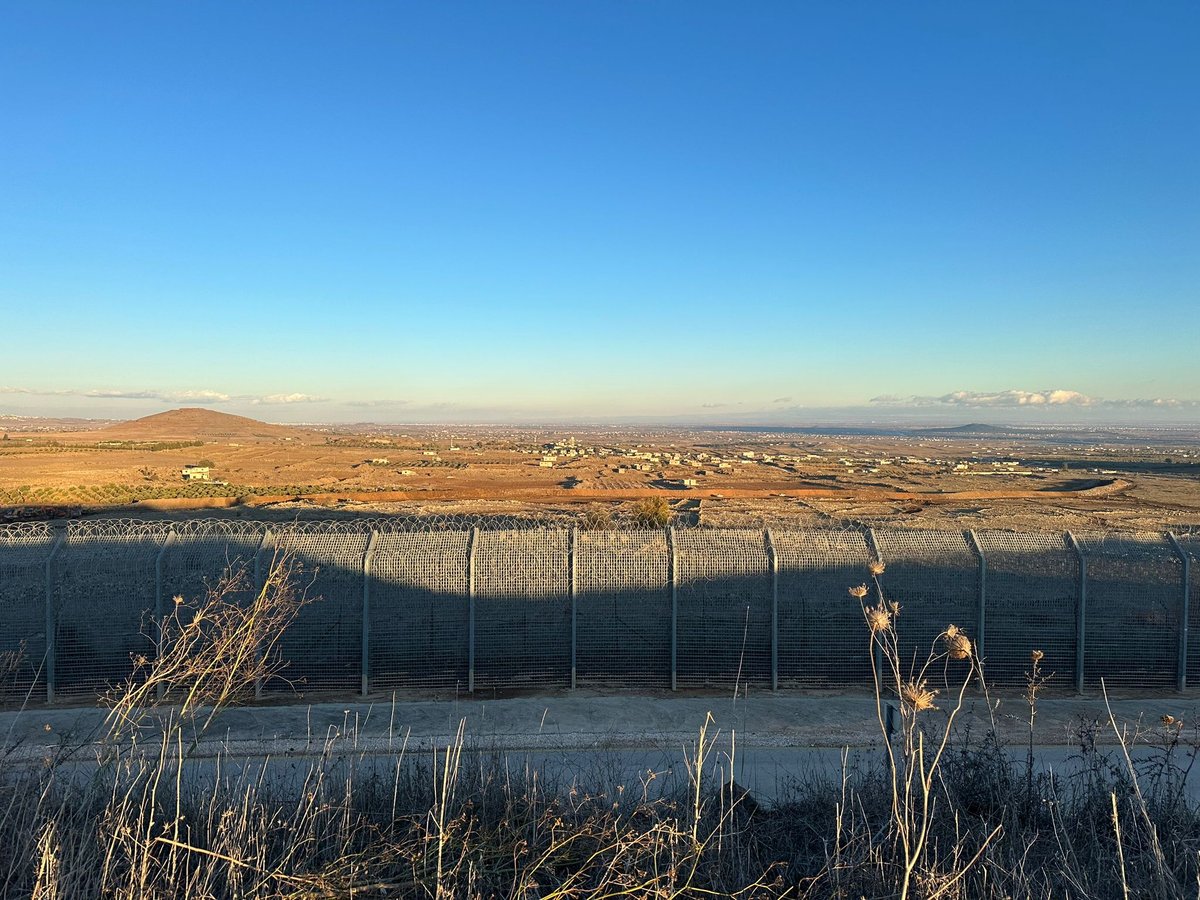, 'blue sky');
1,2,1197,424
